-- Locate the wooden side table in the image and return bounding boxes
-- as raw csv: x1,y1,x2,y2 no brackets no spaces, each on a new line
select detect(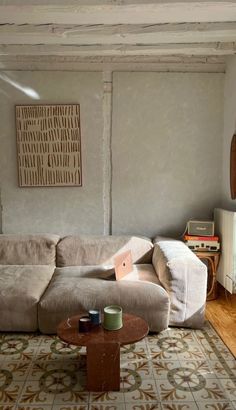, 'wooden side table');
194,251,220,301
57,313,149,391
